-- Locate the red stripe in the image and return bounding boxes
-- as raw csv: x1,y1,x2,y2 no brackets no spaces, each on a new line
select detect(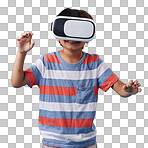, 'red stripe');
44,55,62,63
82,55,99,64
39,85,77,96
24,69,37,87
39,116,94,128
99,73,119,92
94,86,99,95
